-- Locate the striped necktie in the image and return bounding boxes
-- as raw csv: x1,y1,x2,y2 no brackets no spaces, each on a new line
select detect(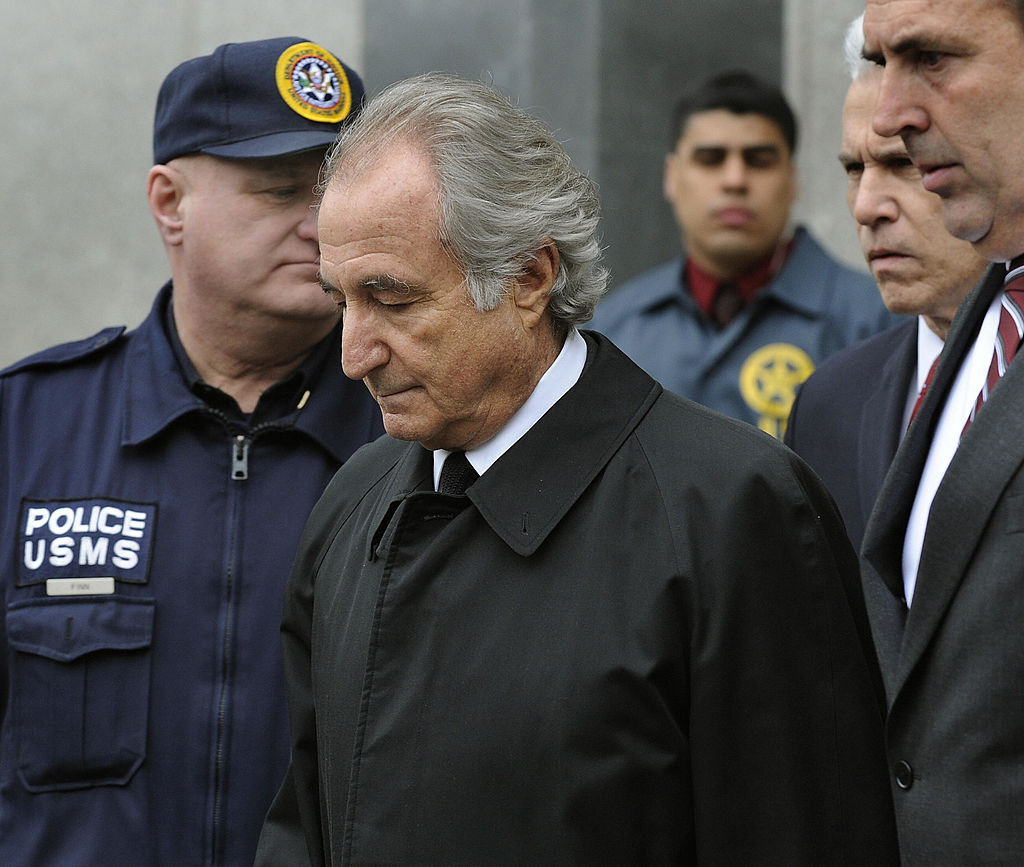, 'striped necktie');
908,353,941,430
962,259,1024,435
